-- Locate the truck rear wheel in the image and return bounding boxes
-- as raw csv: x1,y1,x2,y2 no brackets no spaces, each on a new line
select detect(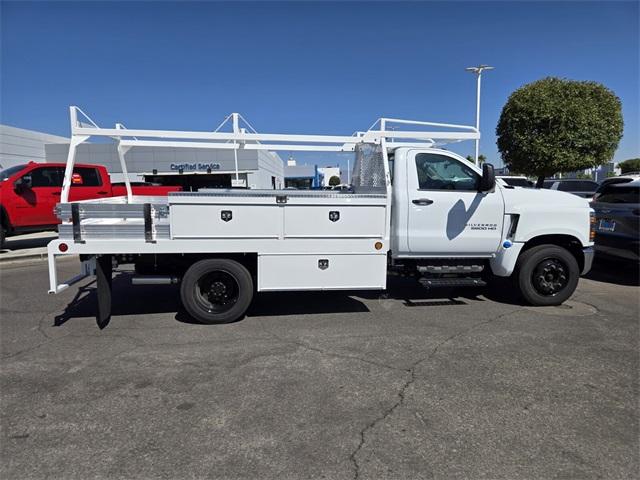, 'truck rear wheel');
515,244,579,306
180,258,254,324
